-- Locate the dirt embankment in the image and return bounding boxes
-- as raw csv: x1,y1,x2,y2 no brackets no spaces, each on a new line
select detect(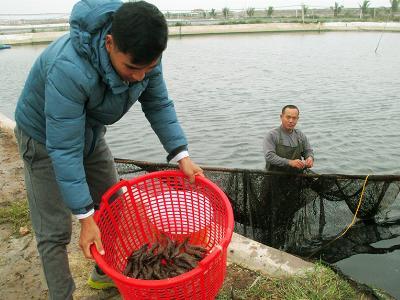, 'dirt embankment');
0,128,120,299
0,128,46,299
